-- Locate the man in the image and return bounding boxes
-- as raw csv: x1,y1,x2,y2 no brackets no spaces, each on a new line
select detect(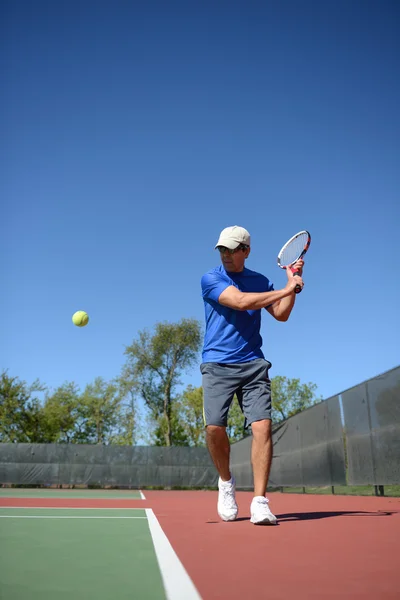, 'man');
200,225,304,525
